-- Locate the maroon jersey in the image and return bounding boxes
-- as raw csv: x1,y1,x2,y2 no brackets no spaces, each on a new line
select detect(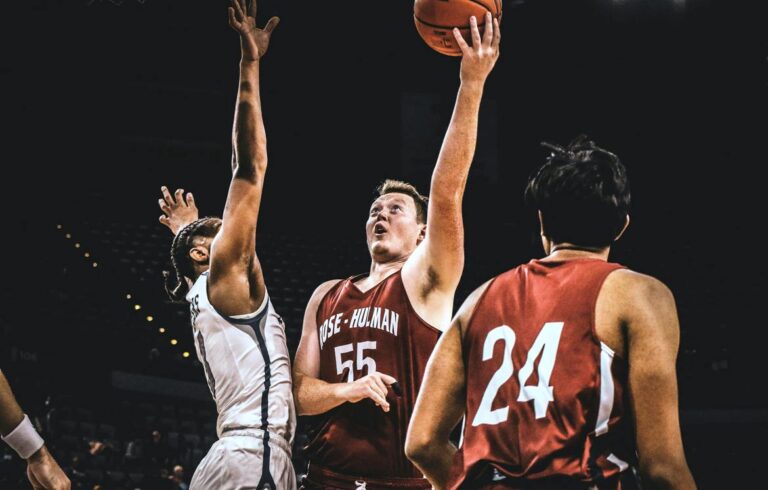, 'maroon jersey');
304,271,441,479
448,259,638,490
